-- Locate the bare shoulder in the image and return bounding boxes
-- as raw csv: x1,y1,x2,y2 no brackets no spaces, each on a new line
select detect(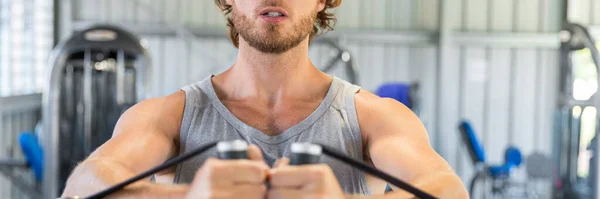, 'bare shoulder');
115,91,186,140
81,91,187,176
354,90,429,142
